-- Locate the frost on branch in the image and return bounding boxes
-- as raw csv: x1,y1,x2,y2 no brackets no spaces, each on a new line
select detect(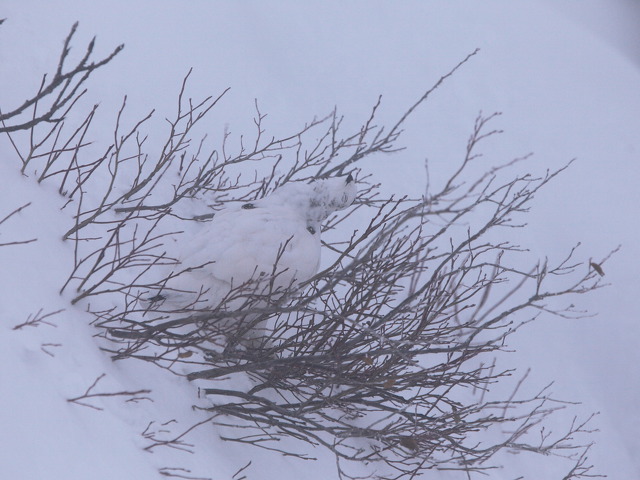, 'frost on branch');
0,23,609,480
